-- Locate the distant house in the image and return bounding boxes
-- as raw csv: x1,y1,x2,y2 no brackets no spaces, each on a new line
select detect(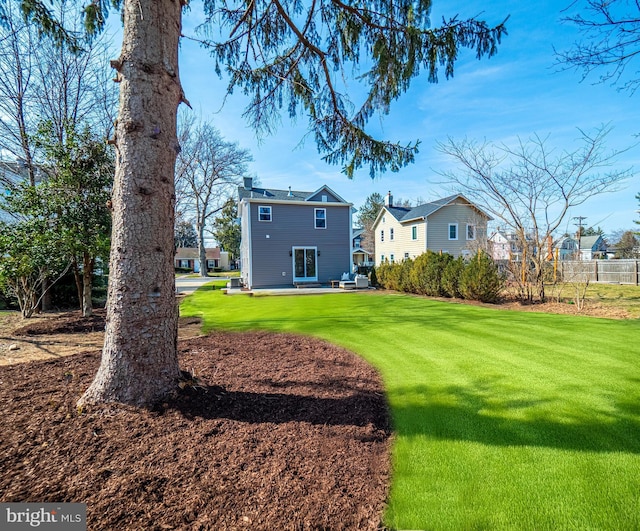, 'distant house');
579,235,607,260
238,177,352,288
489,230,523,261
372,192,491,265
554,236,579,260
174,247,229,272
352,227,373,269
